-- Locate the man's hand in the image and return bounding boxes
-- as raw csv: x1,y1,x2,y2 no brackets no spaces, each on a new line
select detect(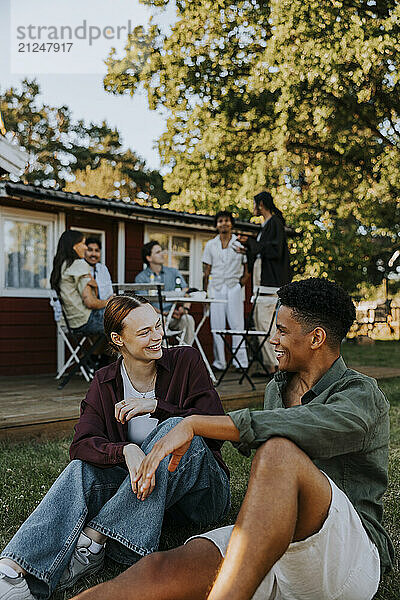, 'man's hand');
123,444,155,498
237,234,248,244
134,418,195,495
115,397,157,424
